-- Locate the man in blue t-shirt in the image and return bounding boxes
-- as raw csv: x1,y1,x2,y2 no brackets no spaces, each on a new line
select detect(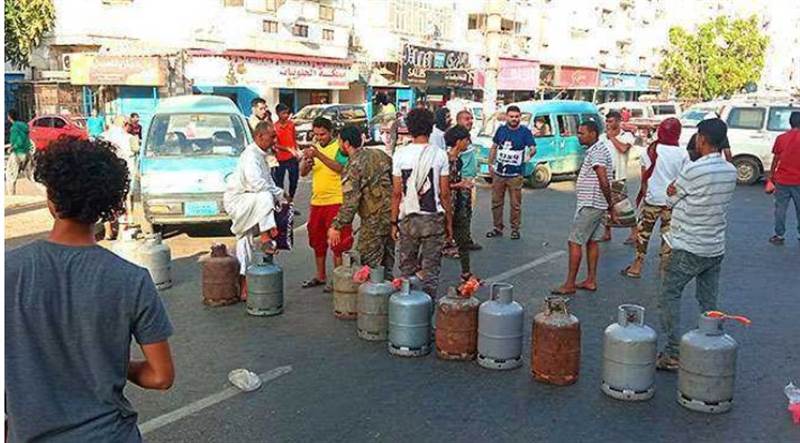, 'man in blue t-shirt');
487,105,536,240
